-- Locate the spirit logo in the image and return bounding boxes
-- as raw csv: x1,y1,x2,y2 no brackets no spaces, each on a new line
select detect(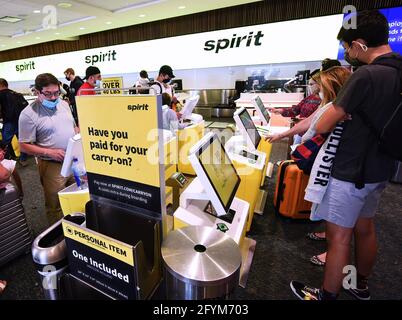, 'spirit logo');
204,31,264,53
